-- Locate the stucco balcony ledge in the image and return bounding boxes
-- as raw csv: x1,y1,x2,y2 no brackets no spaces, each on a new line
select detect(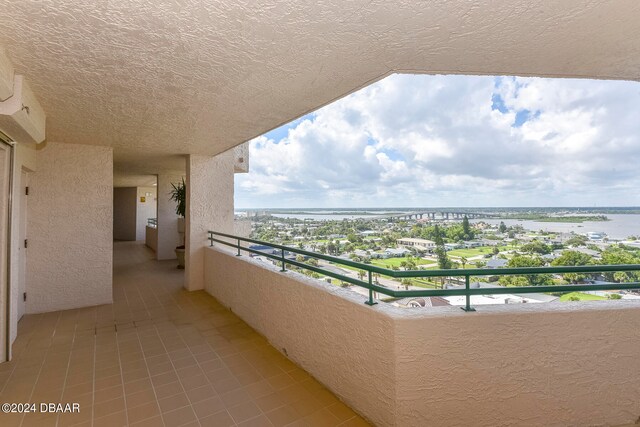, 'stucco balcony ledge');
205,245,640,427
